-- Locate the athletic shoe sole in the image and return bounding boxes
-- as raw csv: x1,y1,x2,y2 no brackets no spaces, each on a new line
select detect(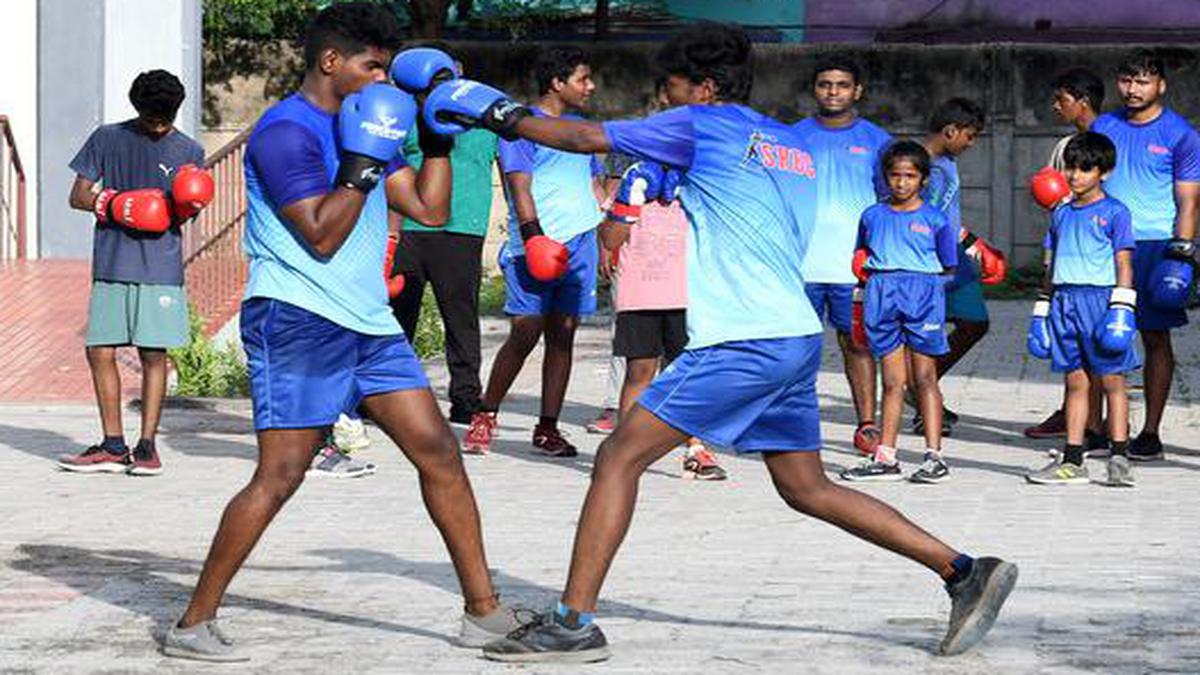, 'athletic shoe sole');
306,466,376,478
56,462,128,474
939,561,1019,656
127,466,163,477
1024,474,1089,486
1127,453,1164,462
484,645,611,664
910,472,950,484
840,472,905,483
